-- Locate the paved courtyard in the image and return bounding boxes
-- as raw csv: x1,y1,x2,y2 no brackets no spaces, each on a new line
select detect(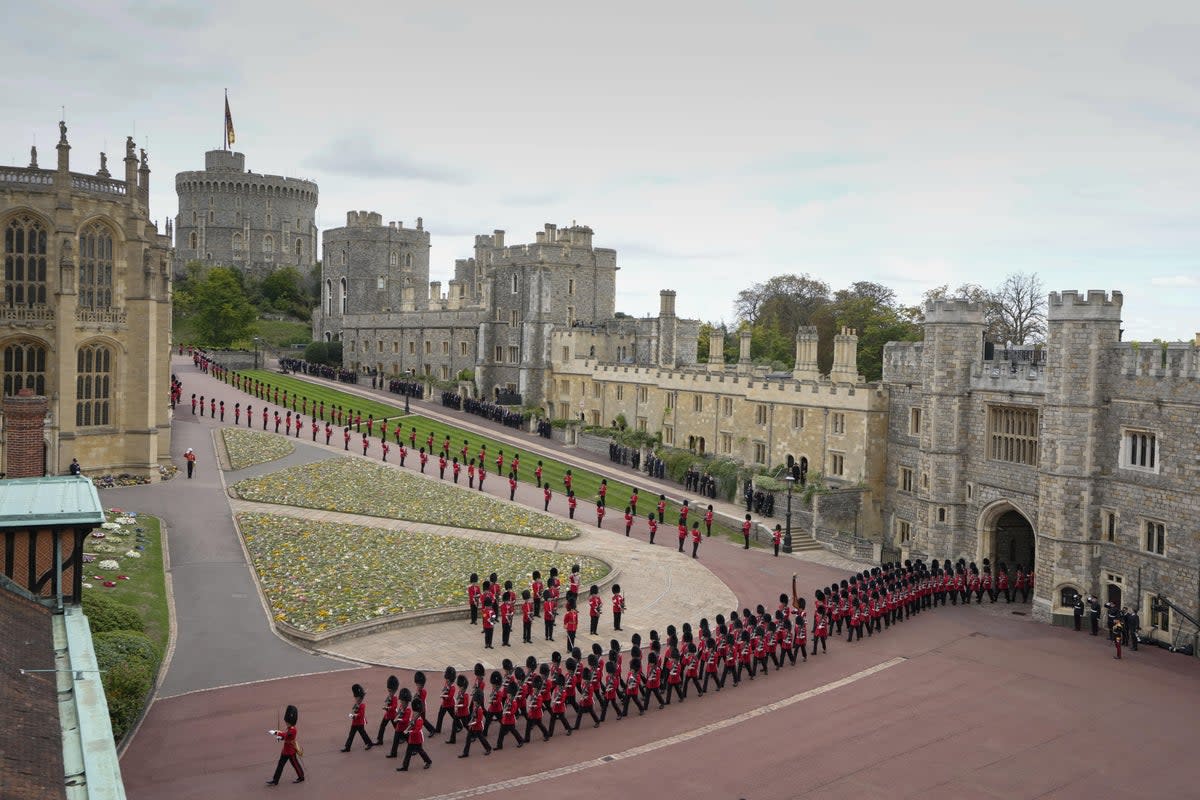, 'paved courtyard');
114,356,1200,799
